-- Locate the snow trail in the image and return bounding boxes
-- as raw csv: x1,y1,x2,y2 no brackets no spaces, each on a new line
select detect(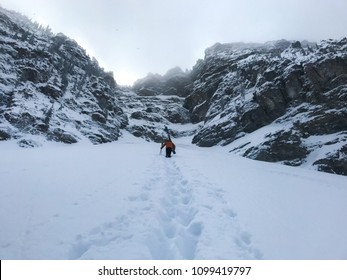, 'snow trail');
68,150,262,259
149,157,202,259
